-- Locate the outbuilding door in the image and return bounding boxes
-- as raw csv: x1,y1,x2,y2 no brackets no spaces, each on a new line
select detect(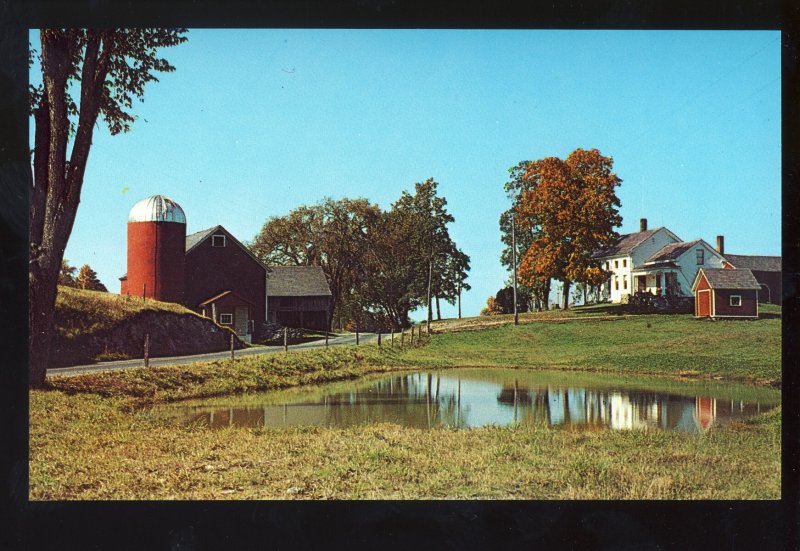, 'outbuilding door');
696,290,711,317
234,306,249,335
